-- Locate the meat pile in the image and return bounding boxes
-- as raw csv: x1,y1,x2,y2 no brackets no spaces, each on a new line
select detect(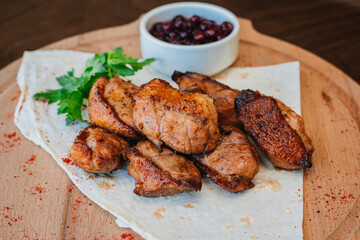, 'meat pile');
70,73,314,198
